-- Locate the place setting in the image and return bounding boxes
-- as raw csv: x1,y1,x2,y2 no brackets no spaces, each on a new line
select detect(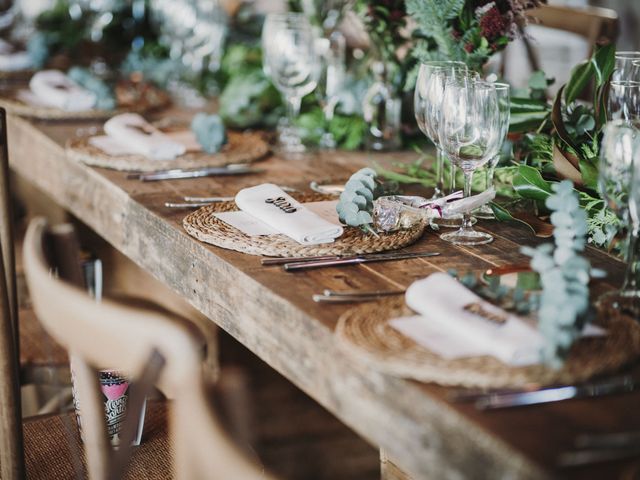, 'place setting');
66,112,271,173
